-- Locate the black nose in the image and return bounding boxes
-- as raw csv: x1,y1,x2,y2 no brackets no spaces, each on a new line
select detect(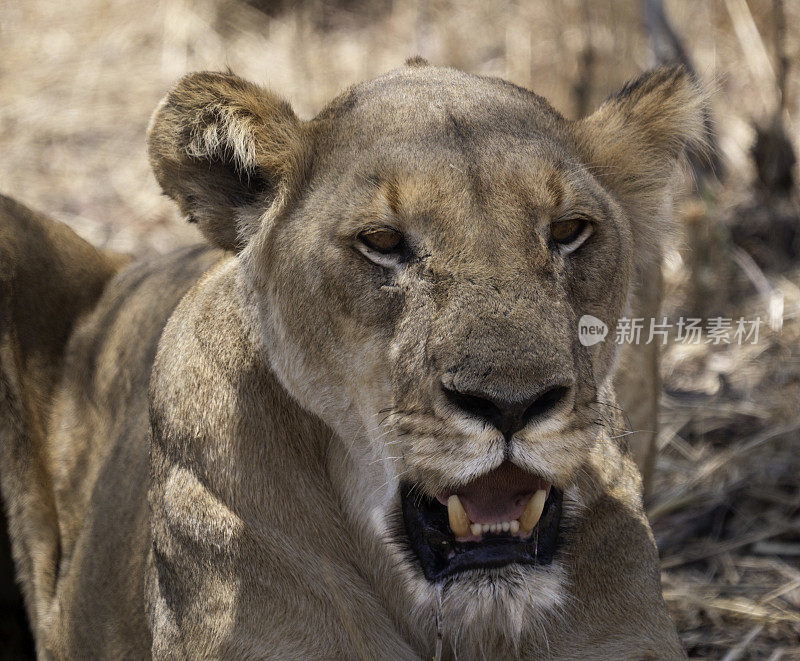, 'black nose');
442,381,572,440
